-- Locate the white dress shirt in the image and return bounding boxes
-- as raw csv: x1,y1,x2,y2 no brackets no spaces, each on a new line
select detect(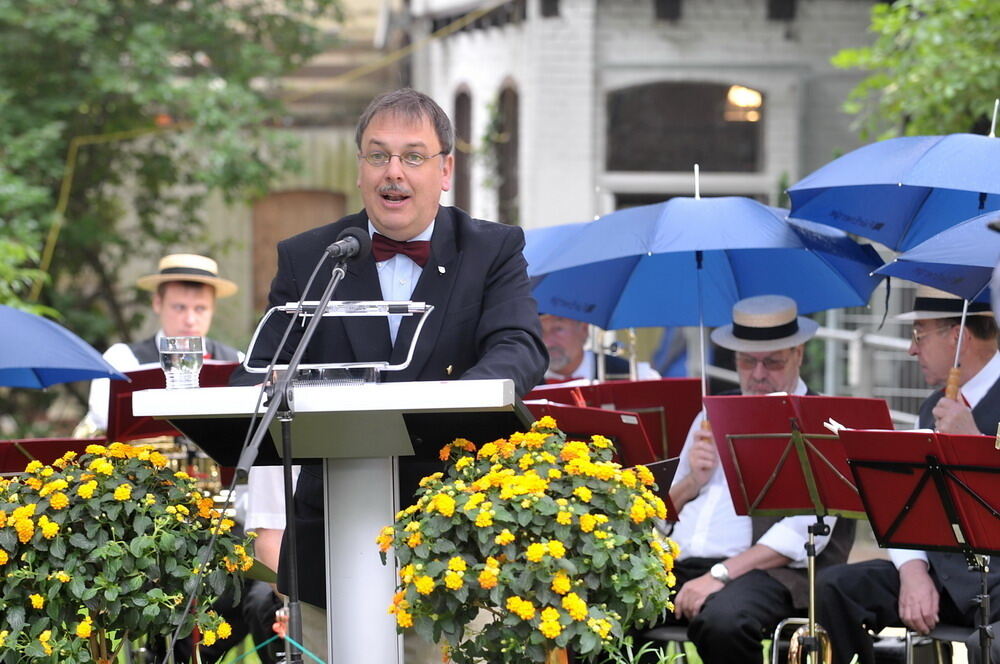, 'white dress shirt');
670,377,834,565
370,220,433,344
889,351,1000,569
